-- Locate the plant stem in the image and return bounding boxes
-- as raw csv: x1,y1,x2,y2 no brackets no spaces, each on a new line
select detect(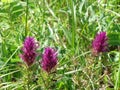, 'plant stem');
27,67,30,90
25,0,29,37
40,71,48,90
27,75,30,90
69,0,76,53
